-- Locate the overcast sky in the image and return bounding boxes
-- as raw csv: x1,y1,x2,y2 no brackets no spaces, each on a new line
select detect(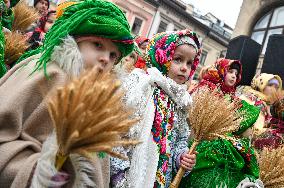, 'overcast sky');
181,0,243,28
